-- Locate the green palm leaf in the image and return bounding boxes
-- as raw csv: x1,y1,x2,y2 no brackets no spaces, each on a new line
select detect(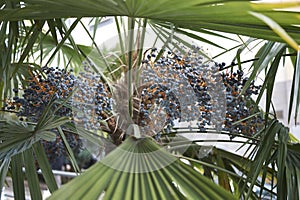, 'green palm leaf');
286,143,300,199
0,120,38,161
1,0,300,43
49,136,236,200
